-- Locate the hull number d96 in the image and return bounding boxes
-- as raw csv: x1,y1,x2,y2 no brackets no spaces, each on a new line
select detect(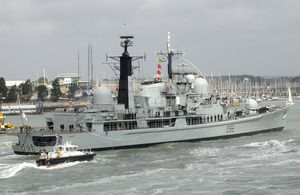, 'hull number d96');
226,125,235,133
